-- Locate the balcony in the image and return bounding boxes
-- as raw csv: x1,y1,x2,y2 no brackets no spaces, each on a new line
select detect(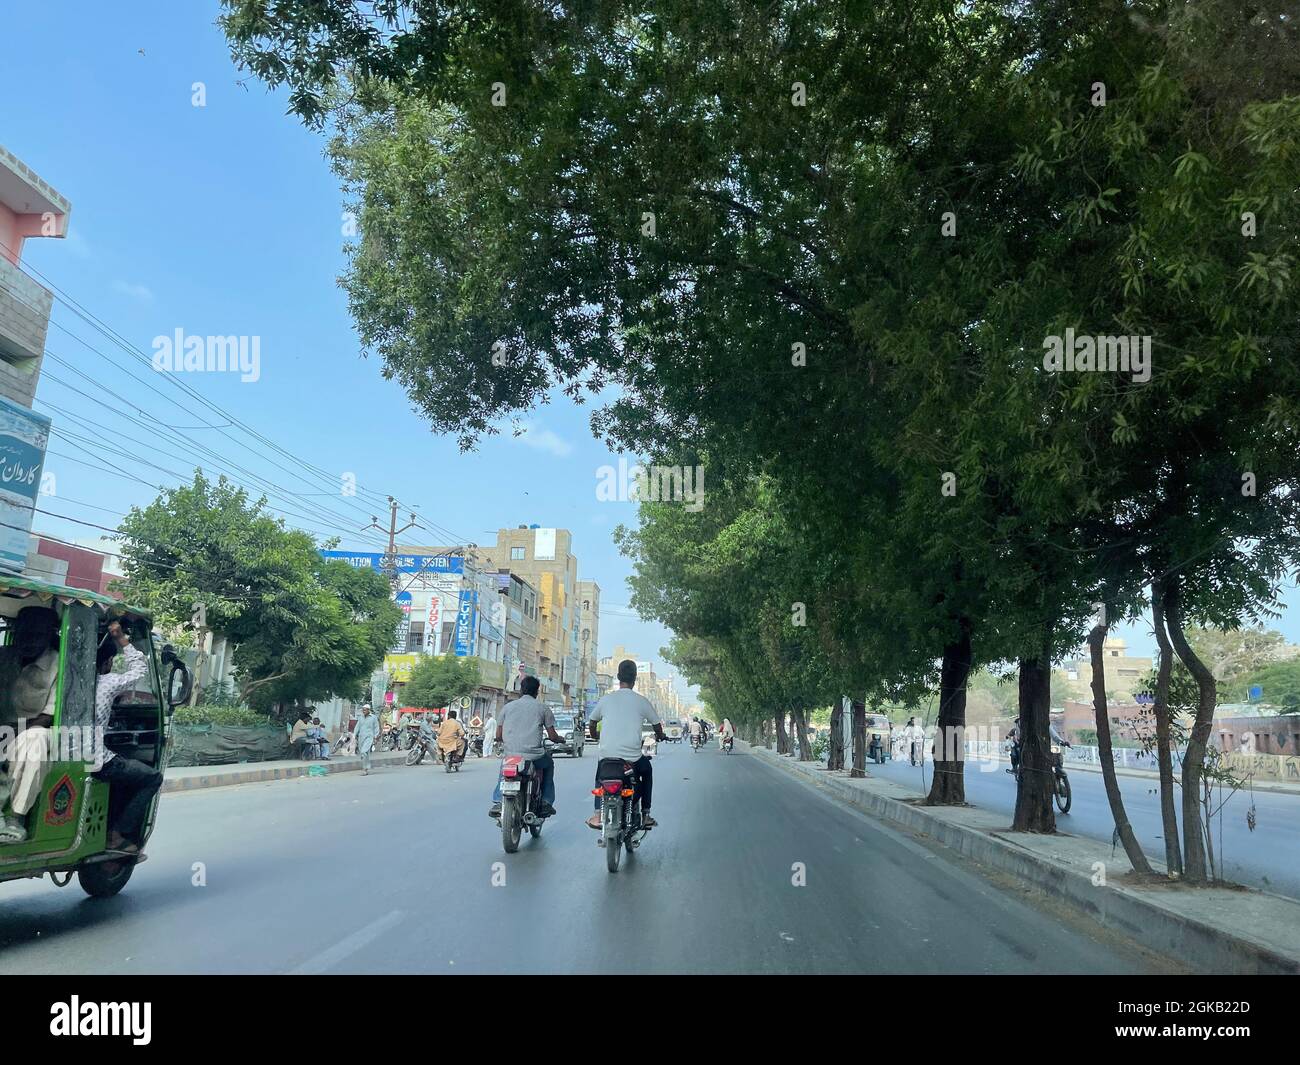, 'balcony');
0,256,51,408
